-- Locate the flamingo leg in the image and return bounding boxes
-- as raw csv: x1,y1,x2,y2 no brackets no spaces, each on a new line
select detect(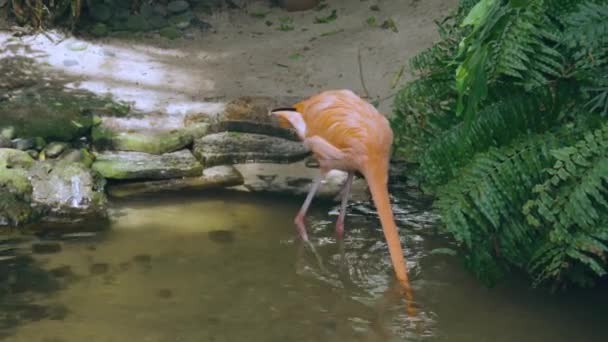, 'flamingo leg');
294,172,325,241
336,172,354,239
